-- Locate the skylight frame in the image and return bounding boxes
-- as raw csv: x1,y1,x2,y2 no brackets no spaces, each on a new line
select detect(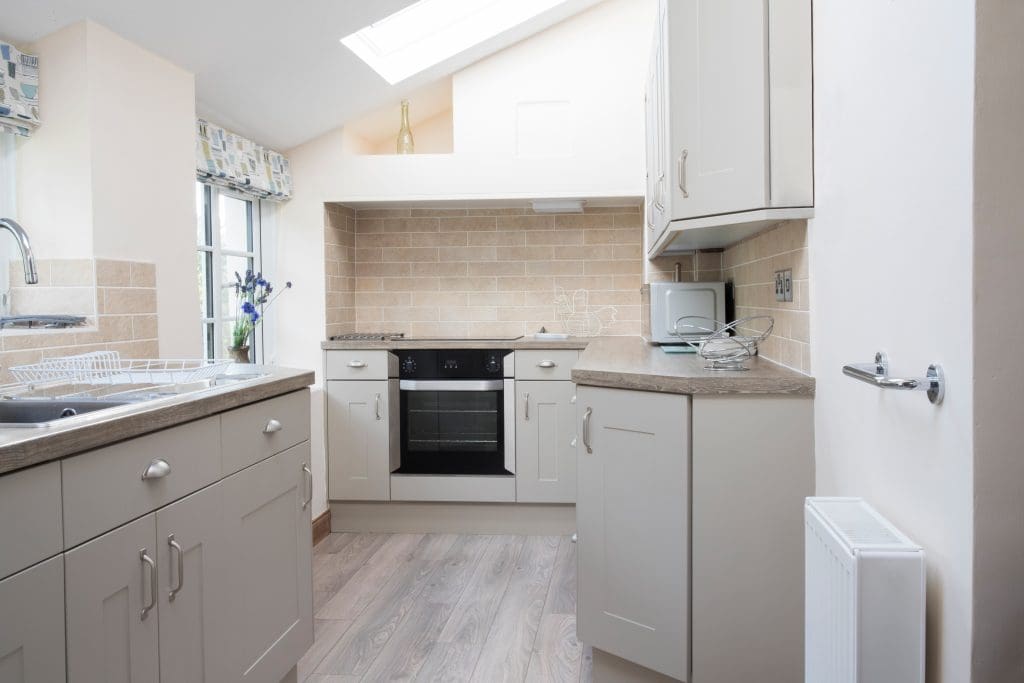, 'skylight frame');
341,0,570,84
